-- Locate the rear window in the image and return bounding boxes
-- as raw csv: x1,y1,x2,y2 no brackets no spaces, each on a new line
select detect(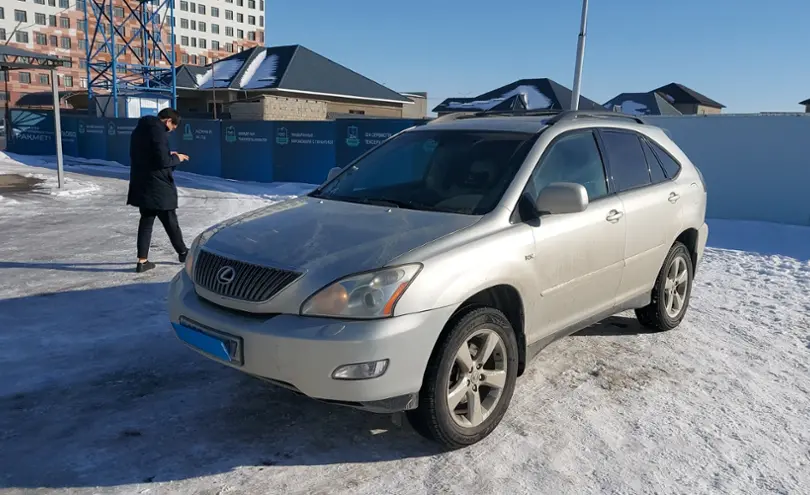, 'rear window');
599,130,651,192
650,141,682,178
312,130,537,215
